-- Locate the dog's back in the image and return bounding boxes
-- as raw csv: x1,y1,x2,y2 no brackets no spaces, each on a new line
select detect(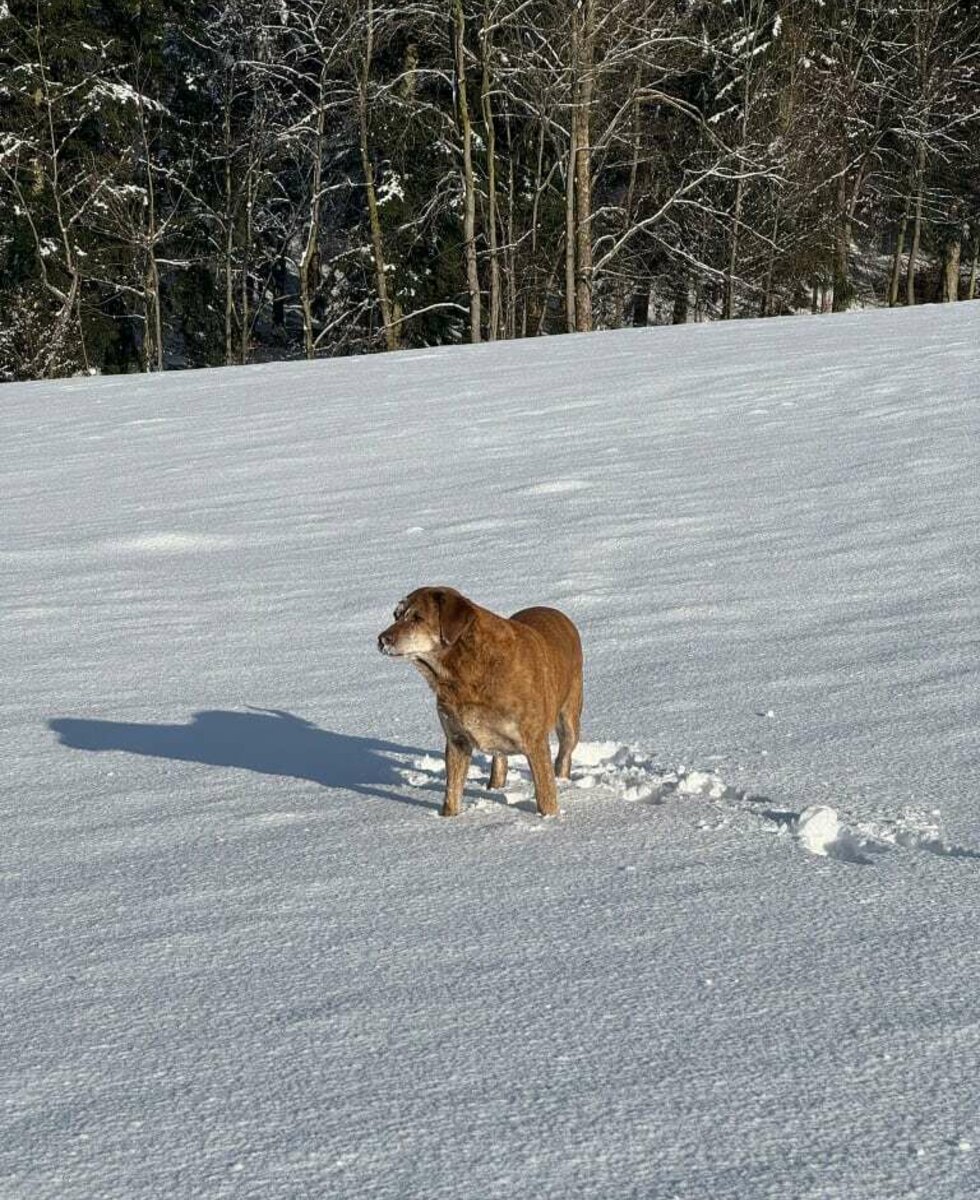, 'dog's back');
510,607,582,689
